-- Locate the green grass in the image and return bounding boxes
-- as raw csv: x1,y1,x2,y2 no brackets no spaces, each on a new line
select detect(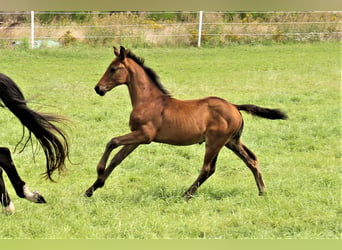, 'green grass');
0,42,340,239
